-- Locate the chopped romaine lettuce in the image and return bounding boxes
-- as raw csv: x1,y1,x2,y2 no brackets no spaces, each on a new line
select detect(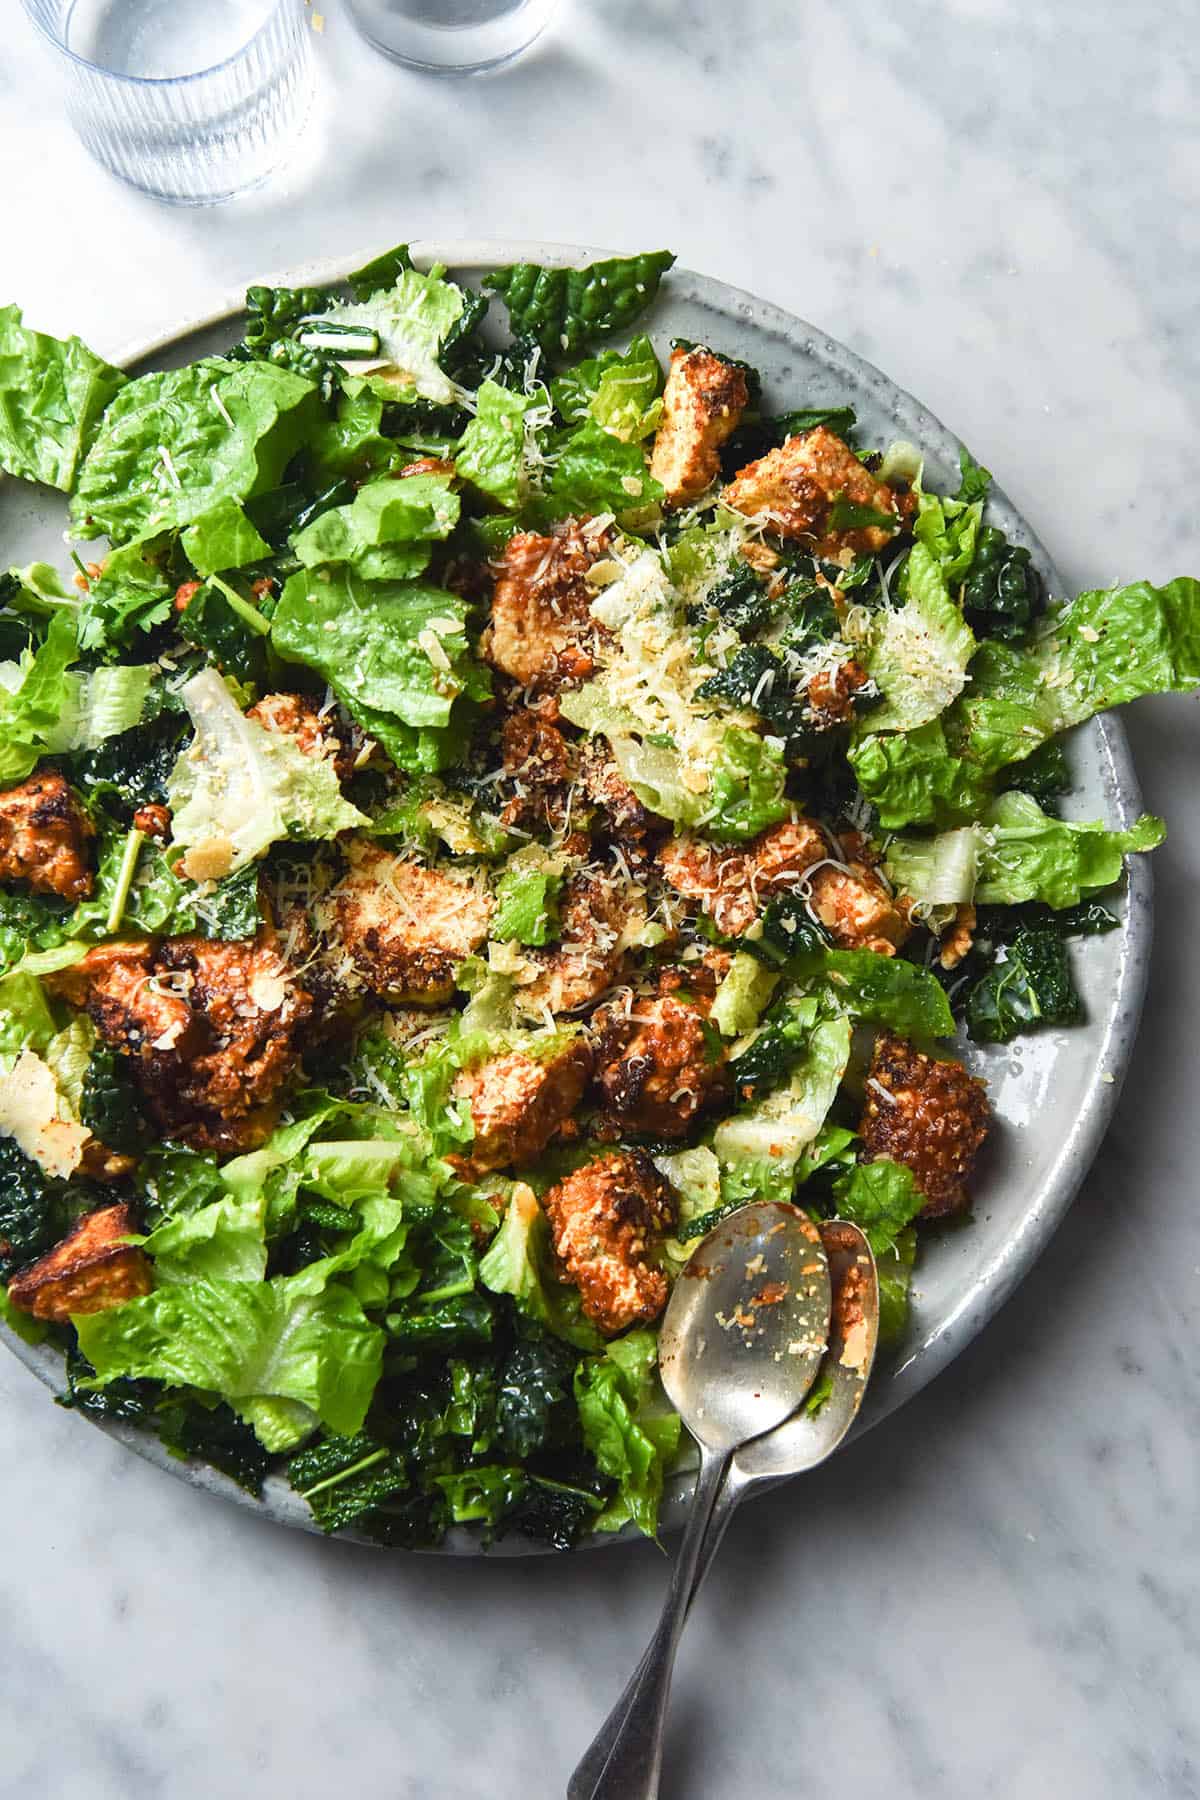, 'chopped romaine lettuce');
0,305,126,491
